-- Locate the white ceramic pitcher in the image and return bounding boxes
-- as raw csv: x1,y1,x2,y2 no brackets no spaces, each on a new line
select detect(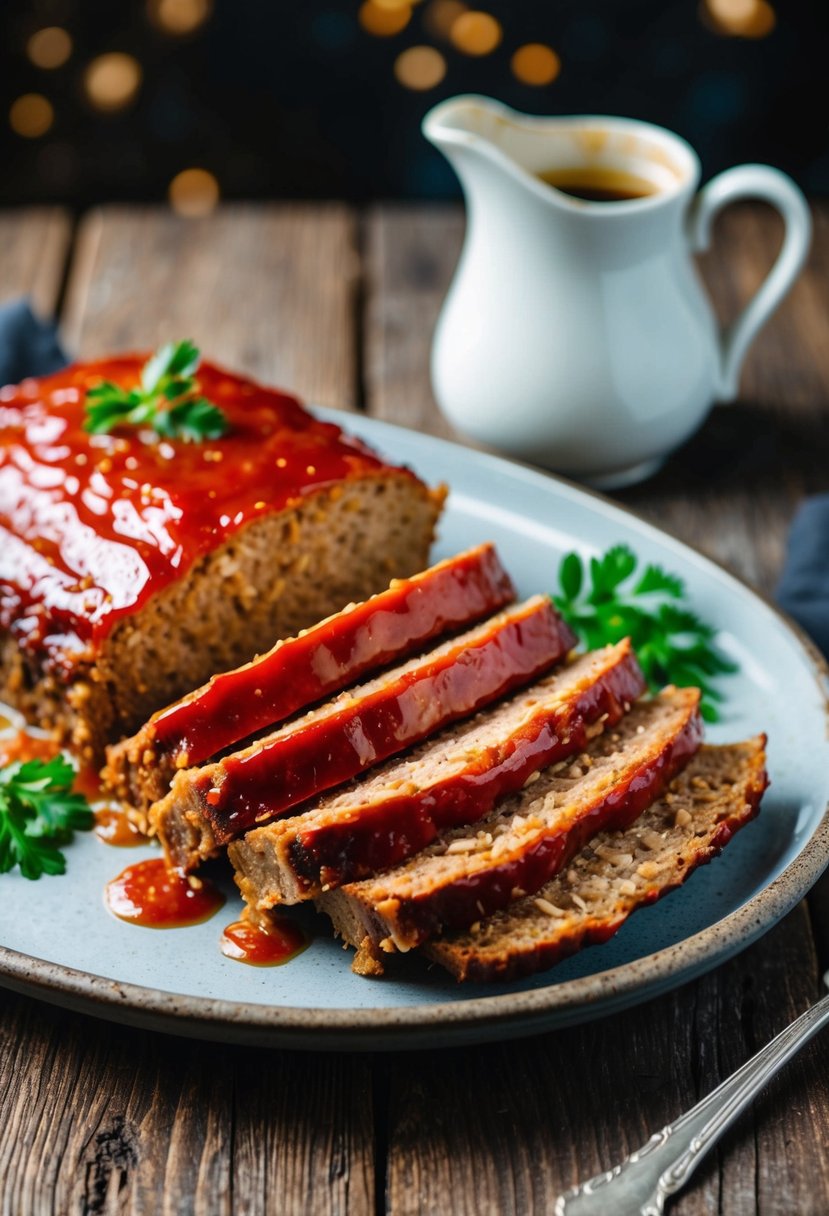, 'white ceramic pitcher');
424,96,812,489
